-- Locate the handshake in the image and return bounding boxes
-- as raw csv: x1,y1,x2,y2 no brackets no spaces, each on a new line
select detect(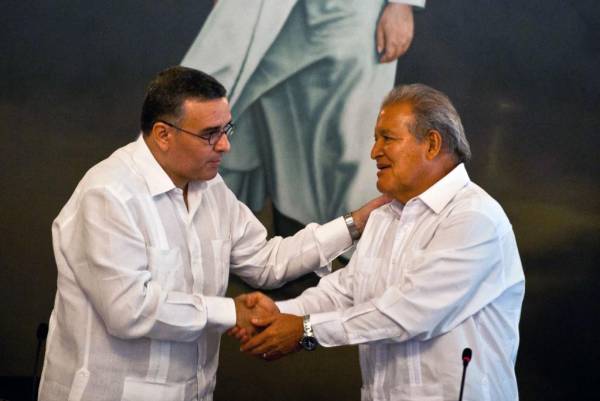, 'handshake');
232,292,305,361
